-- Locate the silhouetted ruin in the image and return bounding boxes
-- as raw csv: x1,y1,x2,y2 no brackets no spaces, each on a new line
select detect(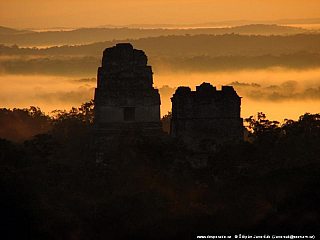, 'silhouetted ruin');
93,43,162,151
93,44,243,157
170,83,243,151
